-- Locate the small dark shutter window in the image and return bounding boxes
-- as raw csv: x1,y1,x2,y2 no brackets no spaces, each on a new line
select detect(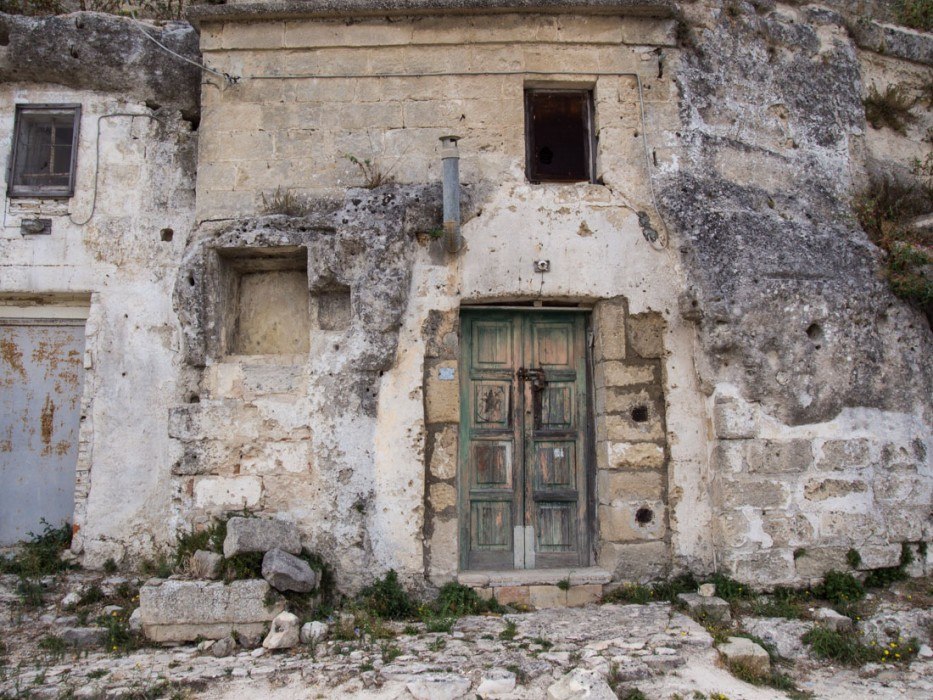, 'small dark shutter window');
9,105,80,197
525,90,593,183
